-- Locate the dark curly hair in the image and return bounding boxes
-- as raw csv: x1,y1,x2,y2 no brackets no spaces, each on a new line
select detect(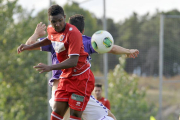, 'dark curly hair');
48,5,64,16
69,14,84,33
